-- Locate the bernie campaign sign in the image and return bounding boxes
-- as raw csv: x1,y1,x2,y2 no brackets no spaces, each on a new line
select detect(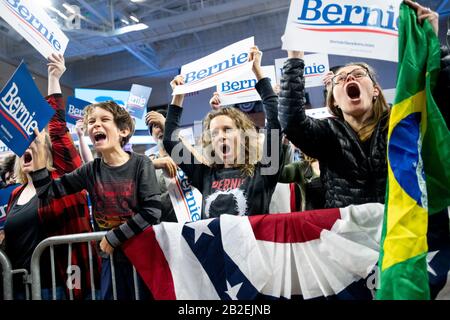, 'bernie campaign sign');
282,0,402,62
164,168,203,223
173,37,254,95
0,183,19,230
0,140,10,153
217,65,277,106
0,0,69,59
274,53,329,88
126,84,152,119
66,96,90,125
0,61,55,156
